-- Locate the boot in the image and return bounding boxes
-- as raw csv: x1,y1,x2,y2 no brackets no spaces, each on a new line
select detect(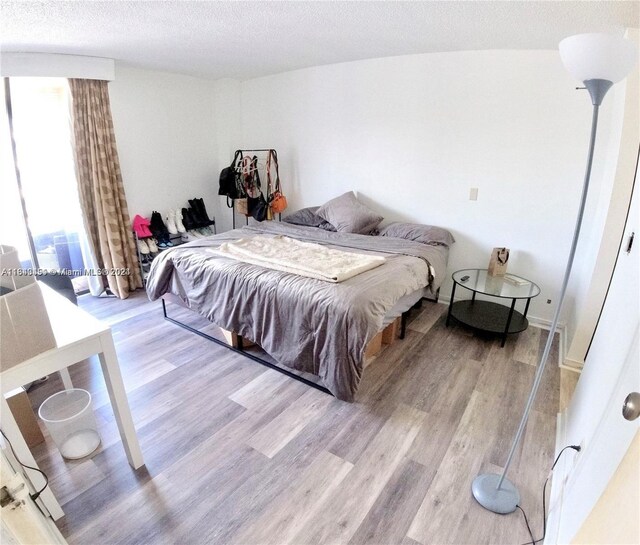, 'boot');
194,198,215,226
181,207,195,231
166,210,178,235
187,207,202,229
151,211,170,242
174,209,186,233
188,200,205,228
